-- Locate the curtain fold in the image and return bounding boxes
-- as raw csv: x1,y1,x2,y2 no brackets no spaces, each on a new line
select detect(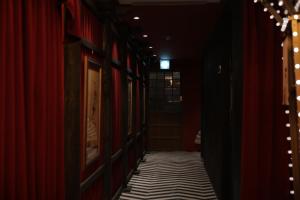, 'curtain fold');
241,1,290,200
112,68,122,153
0,1,64,199
81,4,102,48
